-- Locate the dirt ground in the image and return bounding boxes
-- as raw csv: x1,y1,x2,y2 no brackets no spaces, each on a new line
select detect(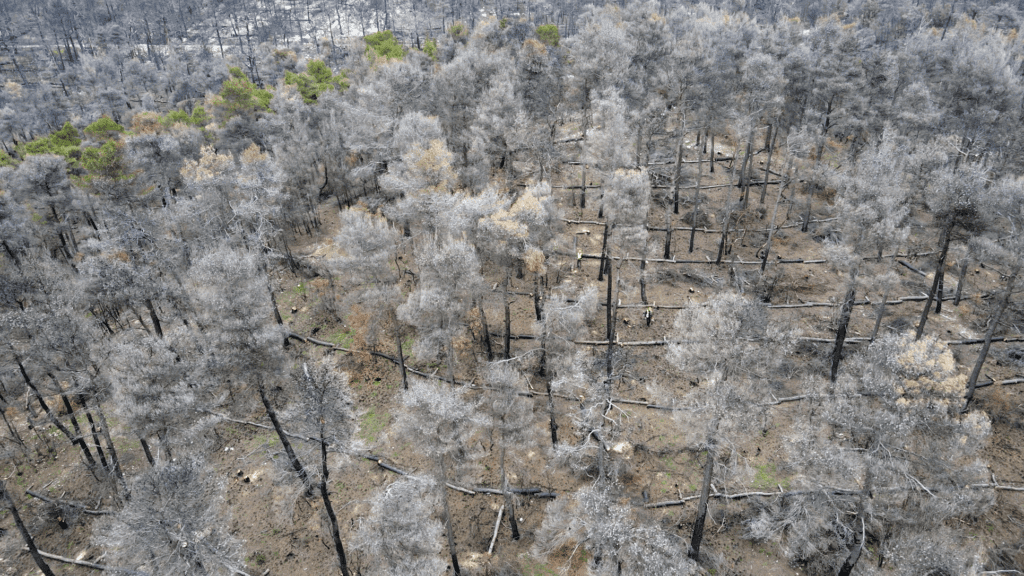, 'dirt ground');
2,134,1023,576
